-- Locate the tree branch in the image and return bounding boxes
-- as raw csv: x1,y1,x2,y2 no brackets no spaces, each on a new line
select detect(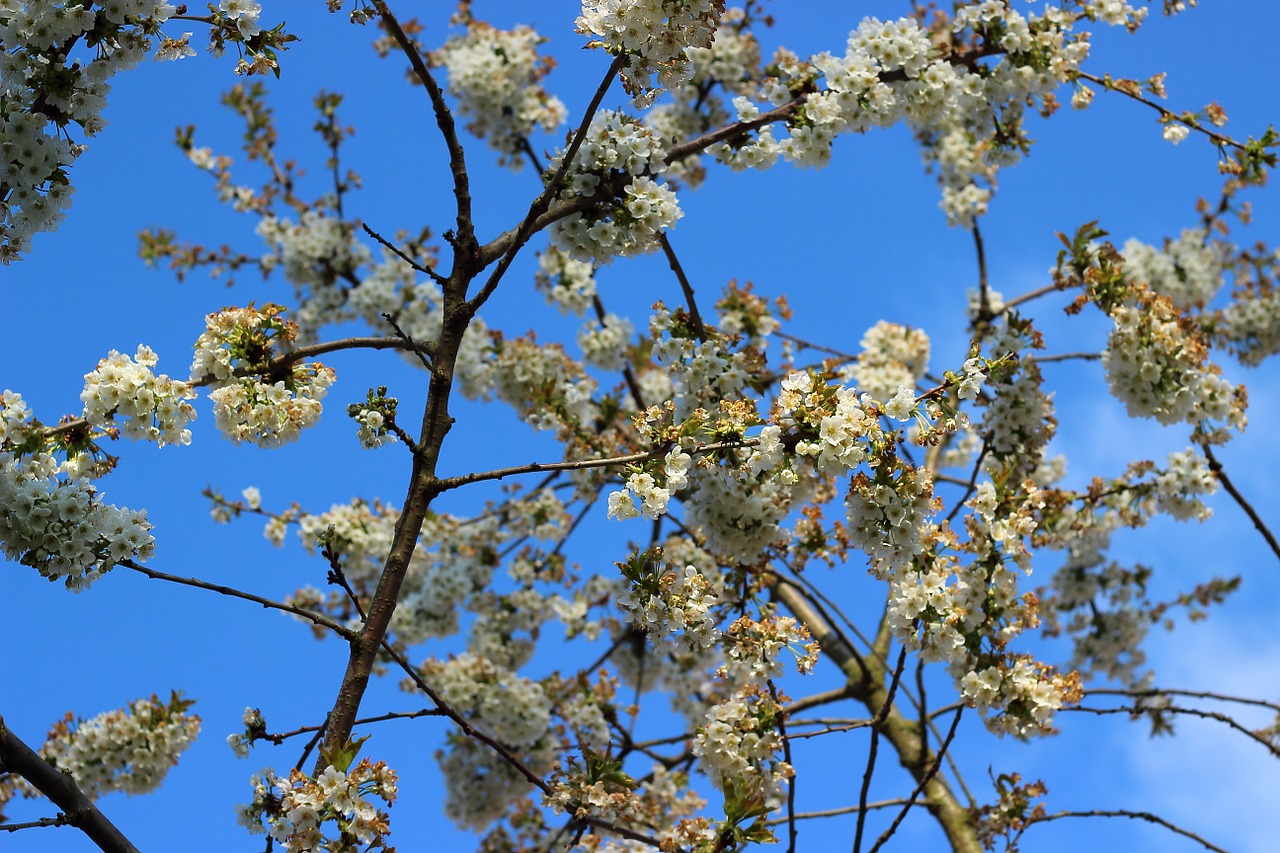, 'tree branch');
1200,442,1280,562
118,559,356,640
0,716,139,853
1028,808,1228,853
